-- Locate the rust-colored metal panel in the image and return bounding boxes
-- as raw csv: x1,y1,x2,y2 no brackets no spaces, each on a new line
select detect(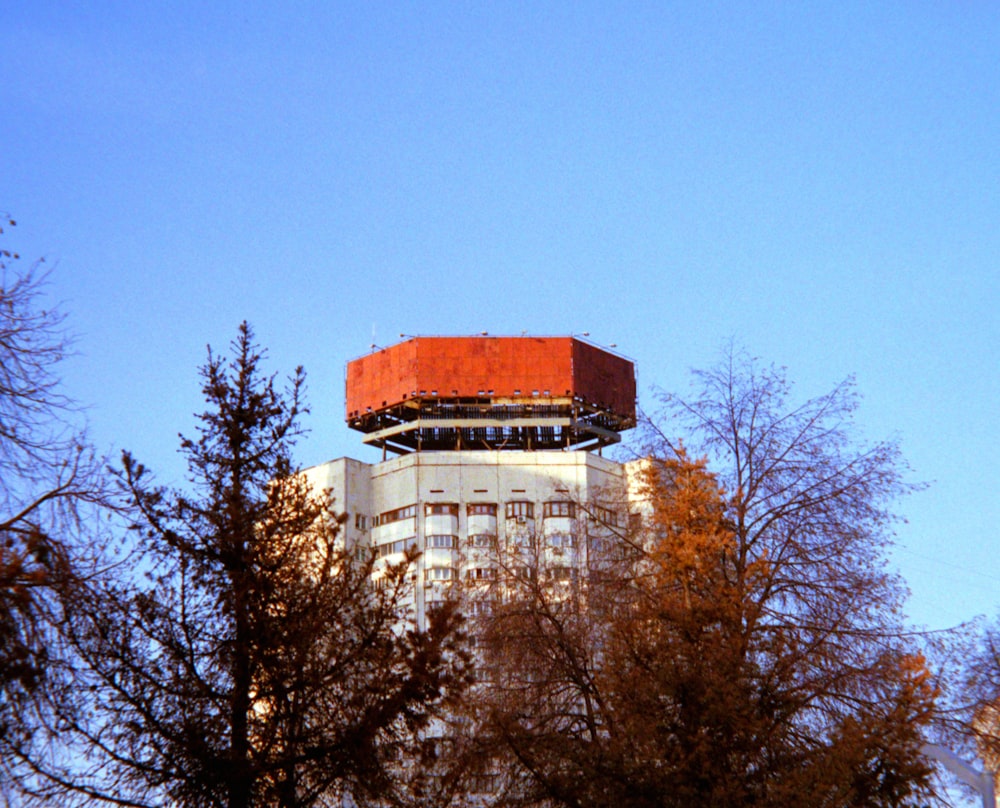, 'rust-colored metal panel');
345,339,419,416
345,336,635,420
571,339,636,418
408,337,574,399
